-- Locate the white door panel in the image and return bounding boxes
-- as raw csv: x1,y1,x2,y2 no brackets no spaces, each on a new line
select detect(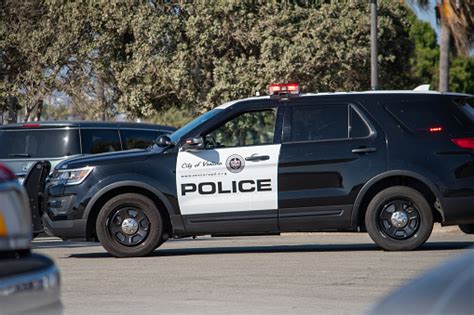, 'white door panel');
176,145,280,215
